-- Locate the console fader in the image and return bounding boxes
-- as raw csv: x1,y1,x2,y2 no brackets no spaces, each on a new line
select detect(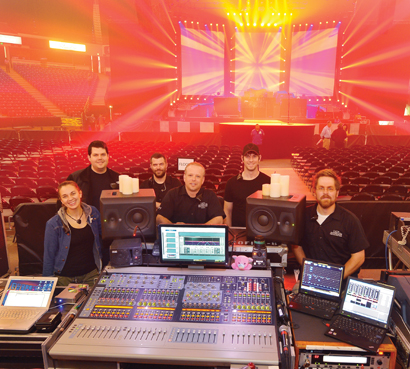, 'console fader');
49,267,279,368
